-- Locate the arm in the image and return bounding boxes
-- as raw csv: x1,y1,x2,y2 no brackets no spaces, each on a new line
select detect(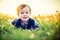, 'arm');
12,19,18,25
32,20,39,30
12,19,19,28
31,20,36,29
